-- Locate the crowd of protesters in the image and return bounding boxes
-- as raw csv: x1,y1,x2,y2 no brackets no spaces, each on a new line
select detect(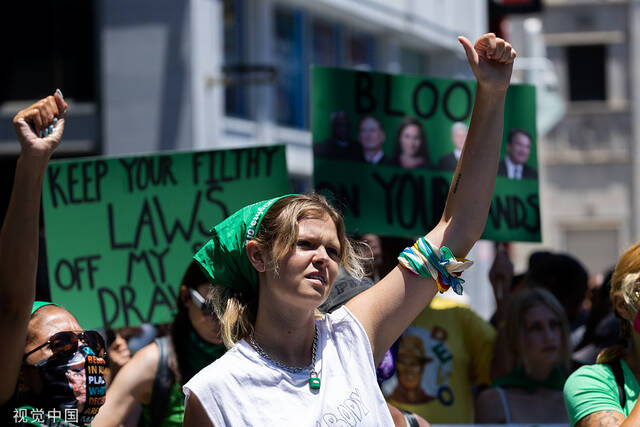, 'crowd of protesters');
1,32,639,427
